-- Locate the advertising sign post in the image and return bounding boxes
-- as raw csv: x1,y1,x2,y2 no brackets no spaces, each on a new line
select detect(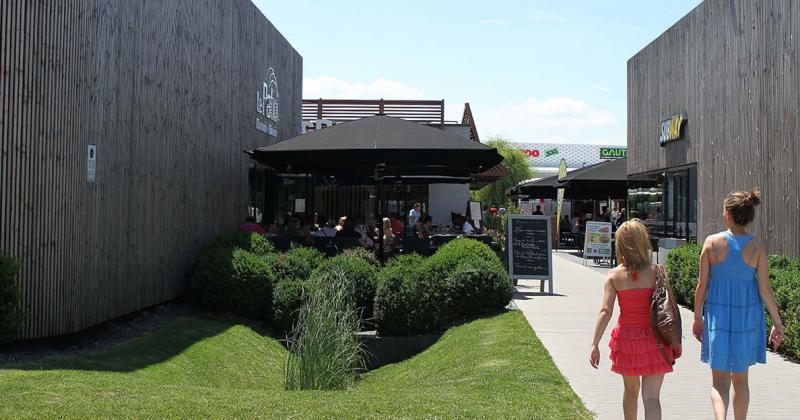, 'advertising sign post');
583,221,613,265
